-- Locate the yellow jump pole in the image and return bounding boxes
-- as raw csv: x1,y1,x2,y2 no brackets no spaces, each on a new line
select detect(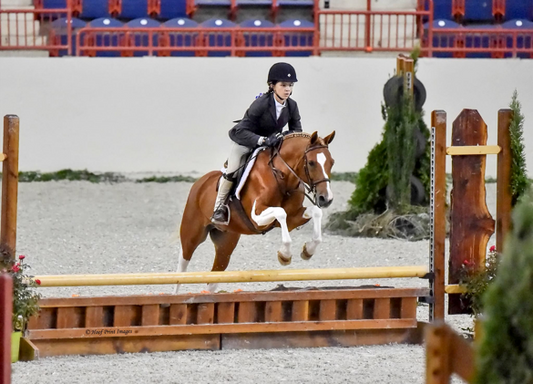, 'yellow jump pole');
35,266,429,287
